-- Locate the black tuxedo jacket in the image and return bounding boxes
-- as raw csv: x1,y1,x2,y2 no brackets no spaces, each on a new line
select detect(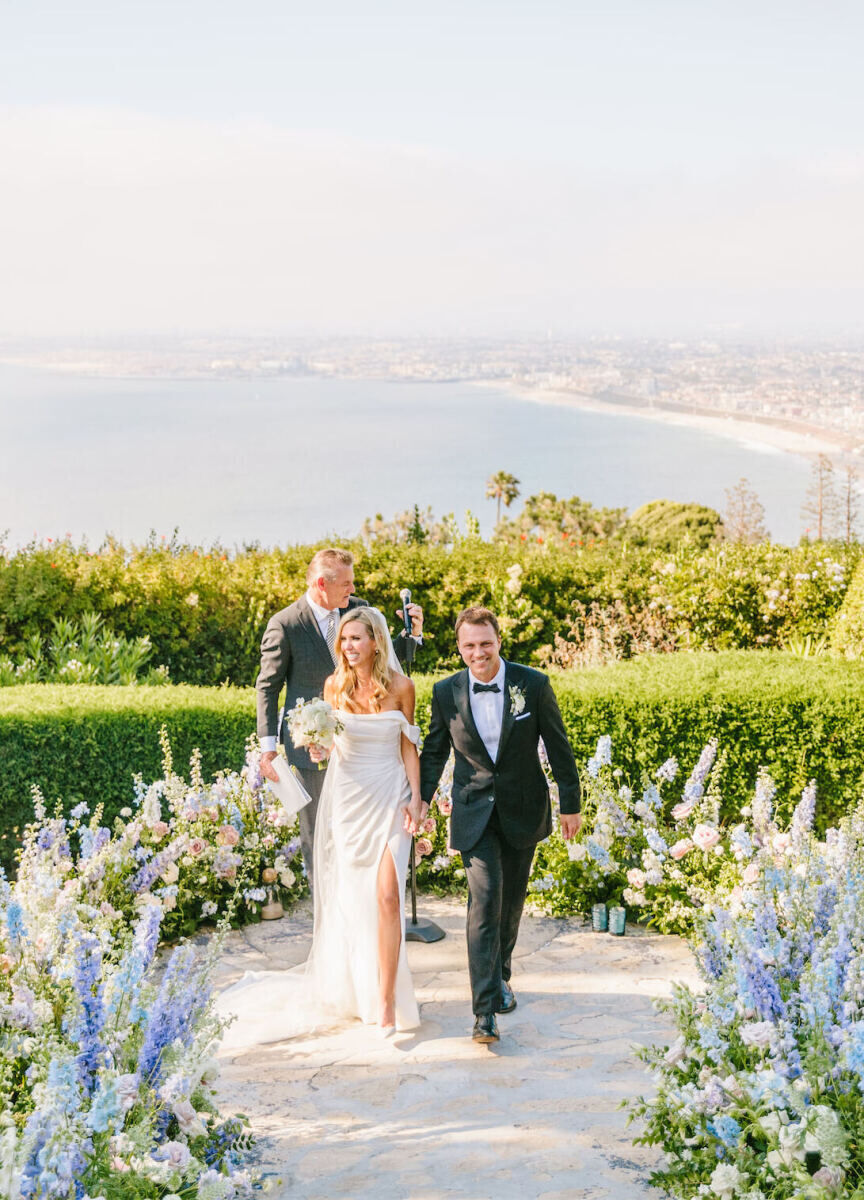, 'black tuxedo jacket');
256,595,411,770
419,661,581,852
